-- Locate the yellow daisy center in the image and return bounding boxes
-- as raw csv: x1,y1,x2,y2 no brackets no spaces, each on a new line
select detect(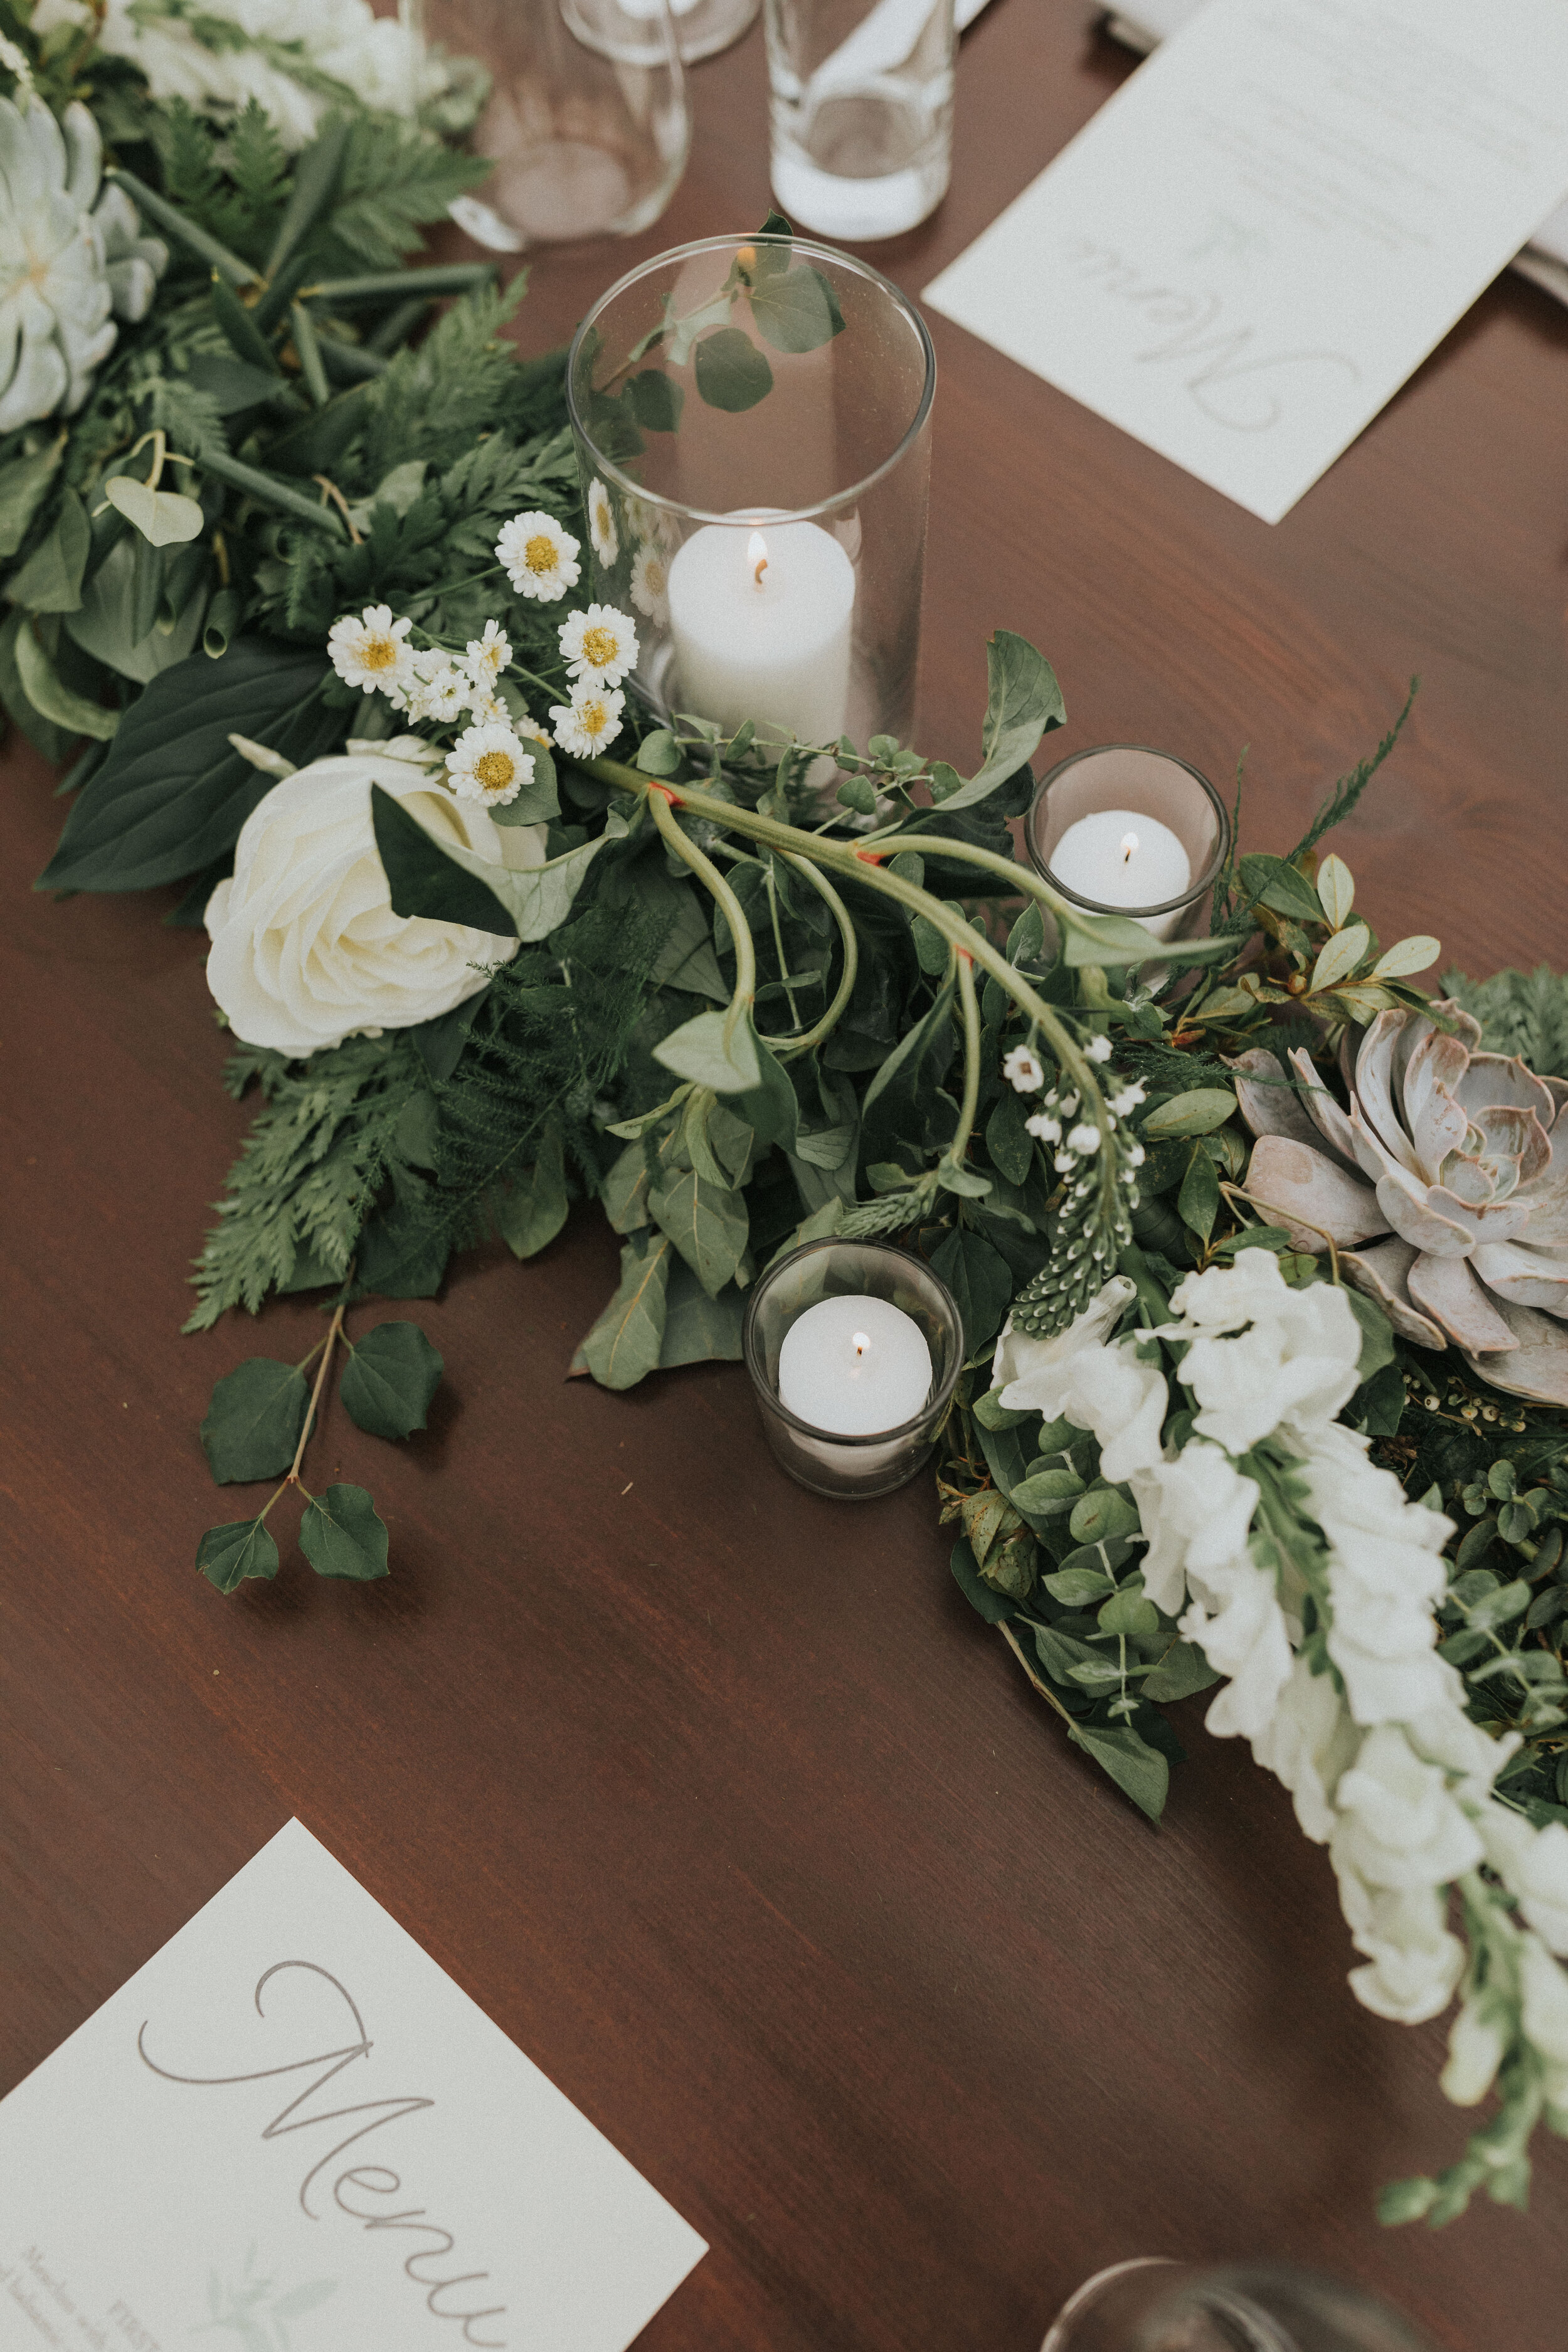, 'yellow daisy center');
581,625,618,669
361,633,399,670
580,699,608,734
524,534,557,575
474,750,516,793
646,558,666,593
